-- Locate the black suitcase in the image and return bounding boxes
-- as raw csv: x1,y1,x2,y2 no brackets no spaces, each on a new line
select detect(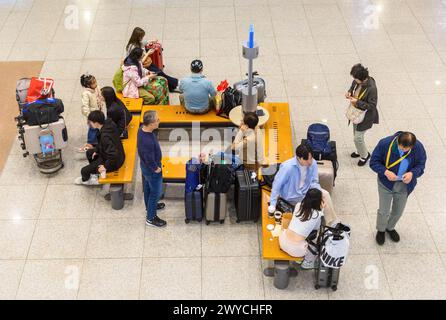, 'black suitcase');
234,169,260,223
185,189,203,224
